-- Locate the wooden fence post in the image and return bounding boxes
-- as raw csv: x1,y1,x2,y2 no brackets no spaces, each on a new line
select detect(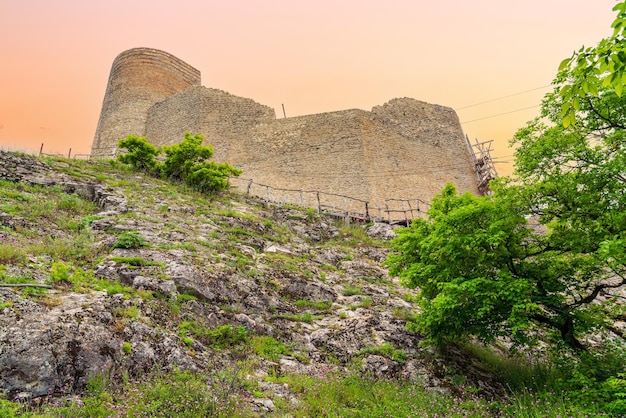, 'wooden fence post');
386,202,391,223
316,192,321,214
